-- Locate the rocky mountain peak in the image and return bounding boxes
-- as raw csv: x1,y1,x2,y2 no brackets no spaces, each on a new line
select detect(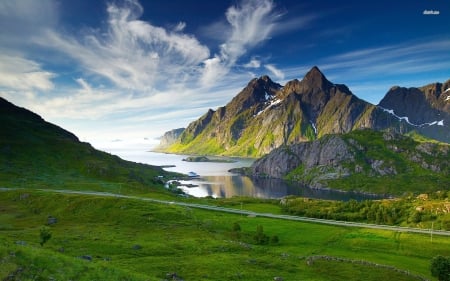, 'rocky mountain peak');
302,66,333,90
259,75,272,83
